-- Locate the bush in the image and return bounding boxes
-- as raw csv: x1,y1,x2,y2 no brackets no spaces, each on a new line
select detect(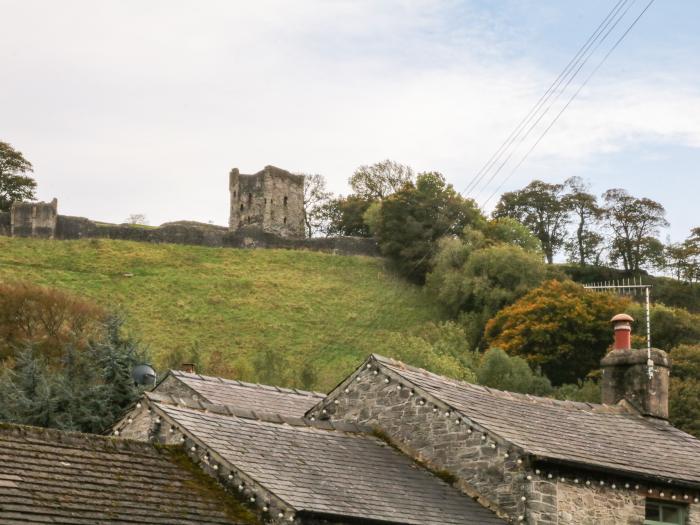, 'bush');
476,348,552,396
